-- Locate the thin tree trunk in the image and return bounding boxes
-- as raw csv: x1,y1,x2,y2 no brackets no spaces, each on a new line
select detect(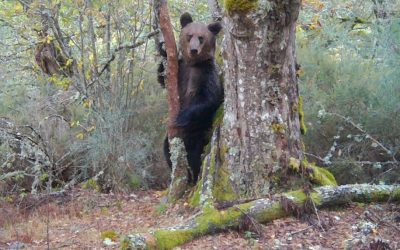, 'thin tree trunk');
86,0,103,108
156,1,179,136
105,3,112,84
78,12,88,92
153,0,190,200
